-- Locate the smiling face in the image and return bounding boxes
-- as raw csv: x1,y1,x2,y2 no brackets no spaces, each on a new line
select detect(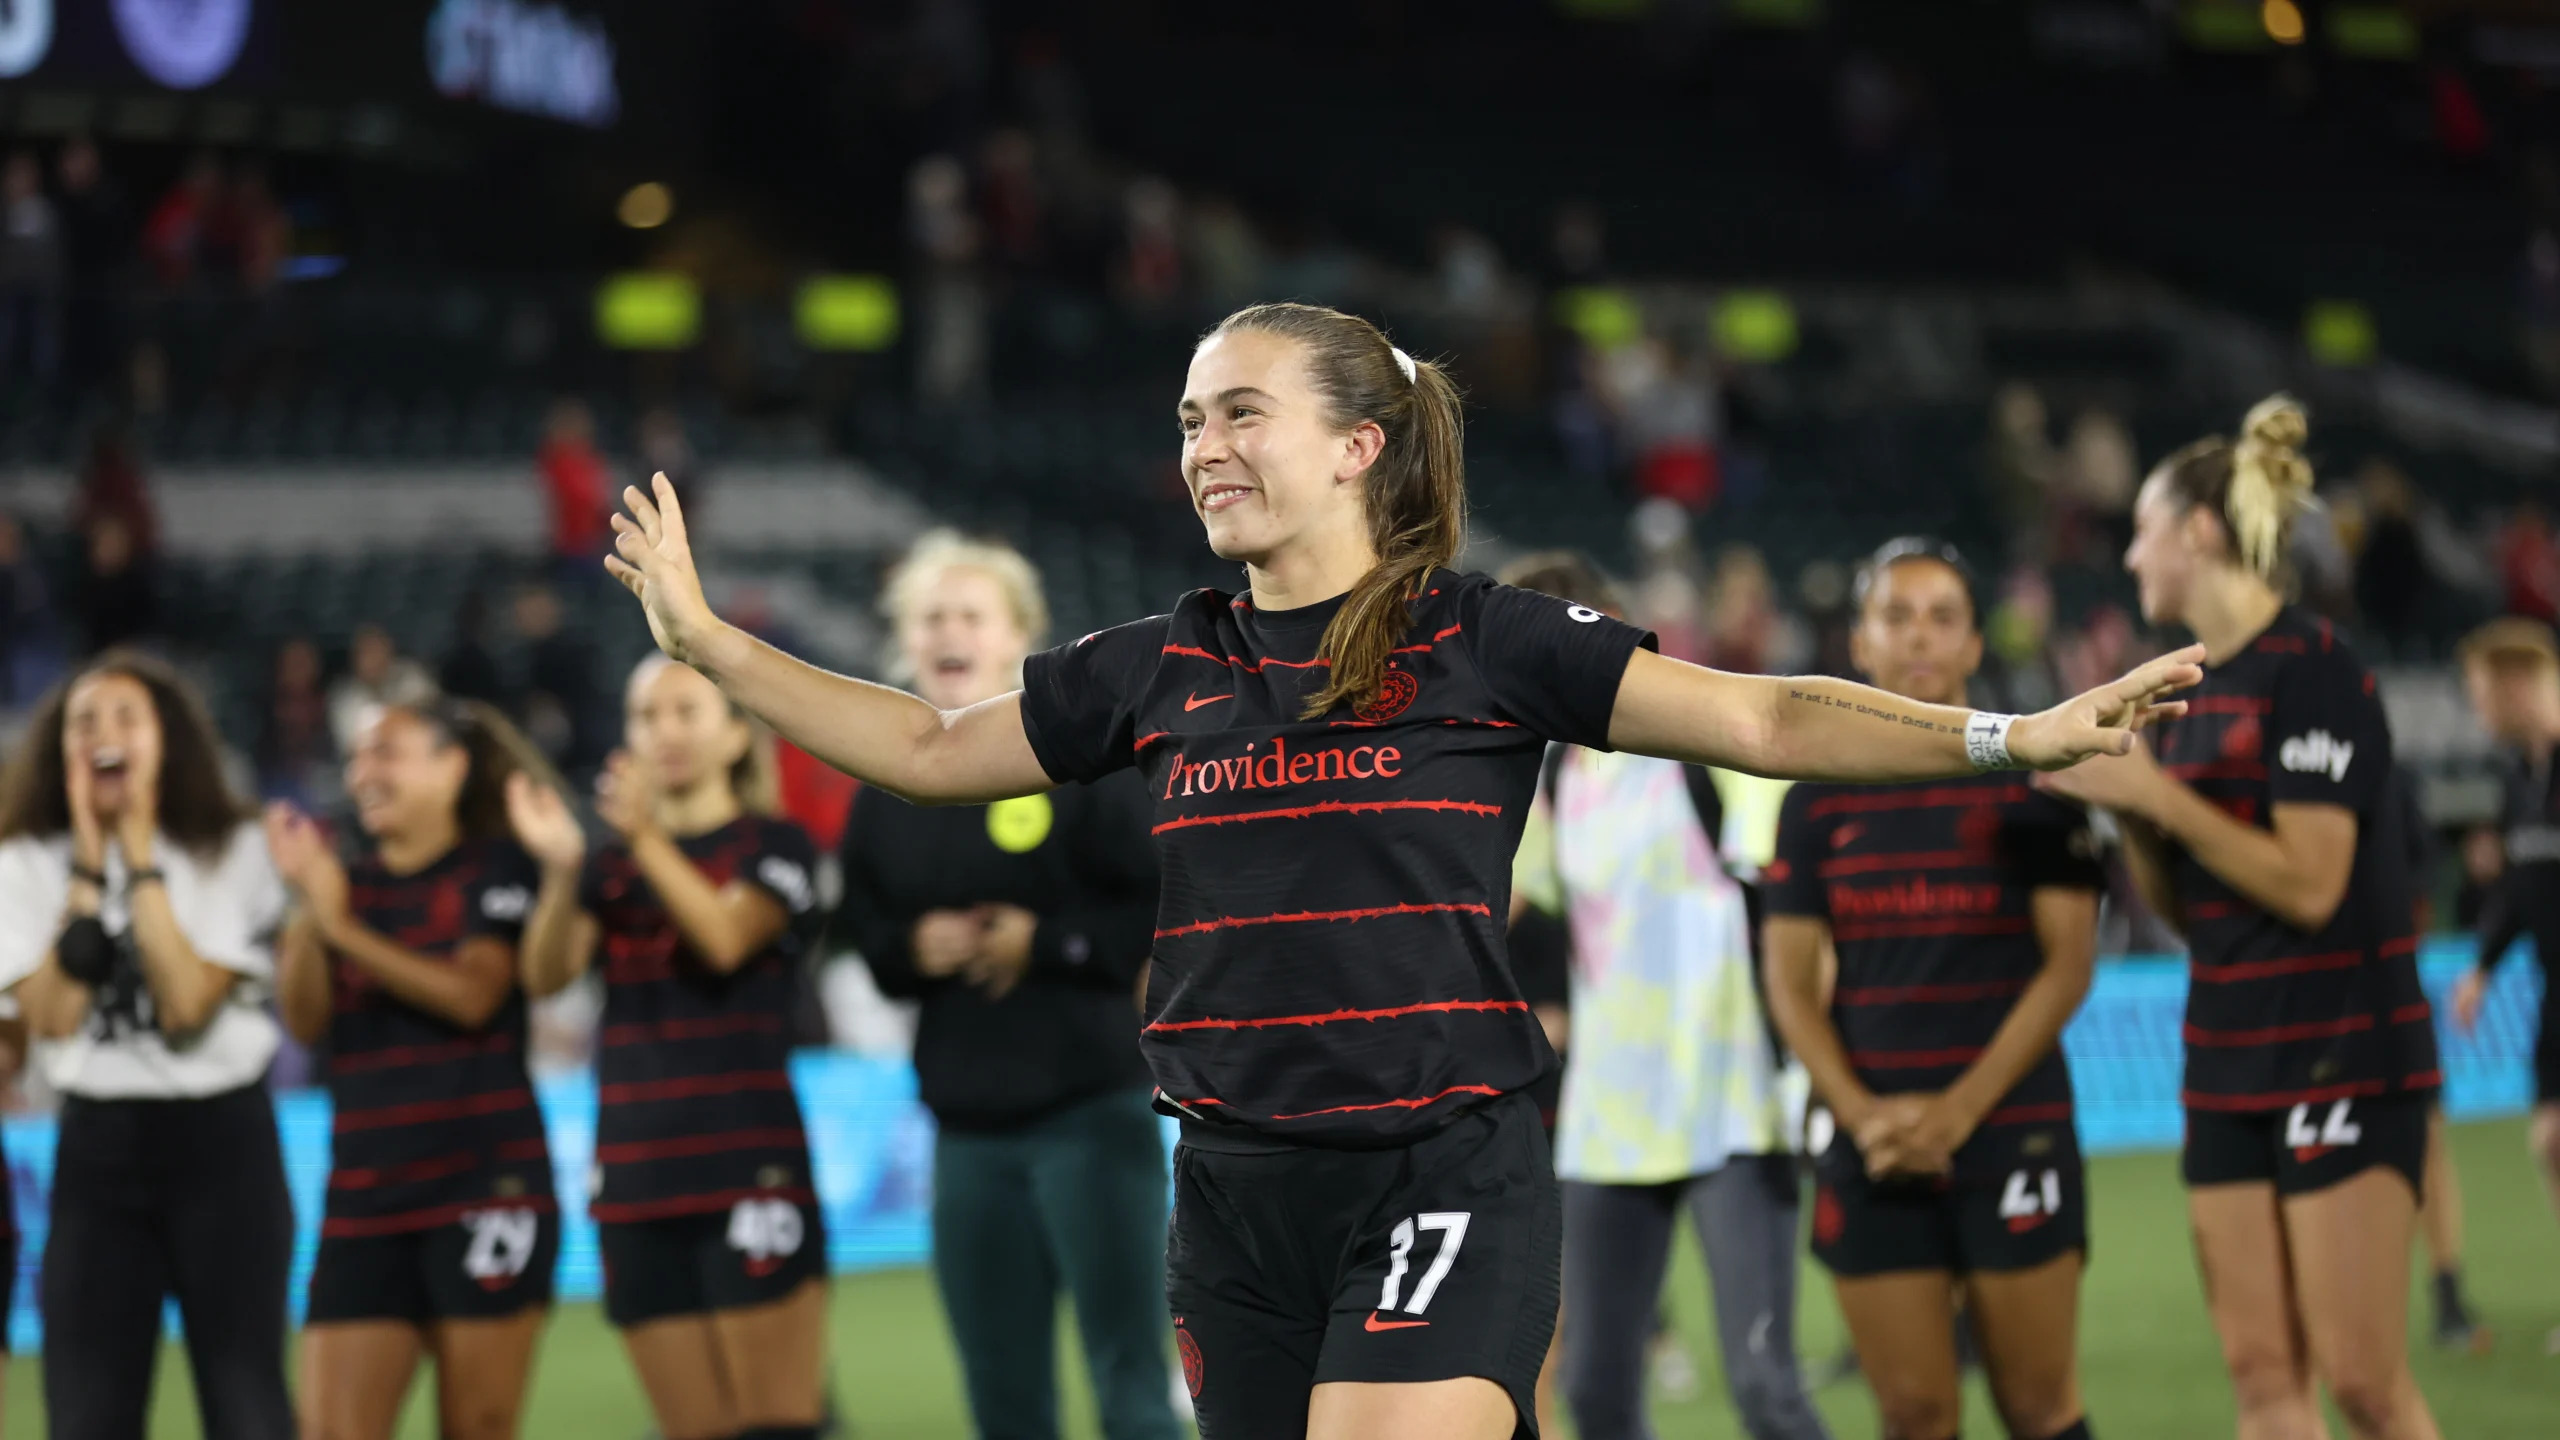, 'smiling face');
625,659,749,798
345,708,467,842
1177,328,1380,569
899,565,1030,712
63,672,164,822
1850,557,1981,707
